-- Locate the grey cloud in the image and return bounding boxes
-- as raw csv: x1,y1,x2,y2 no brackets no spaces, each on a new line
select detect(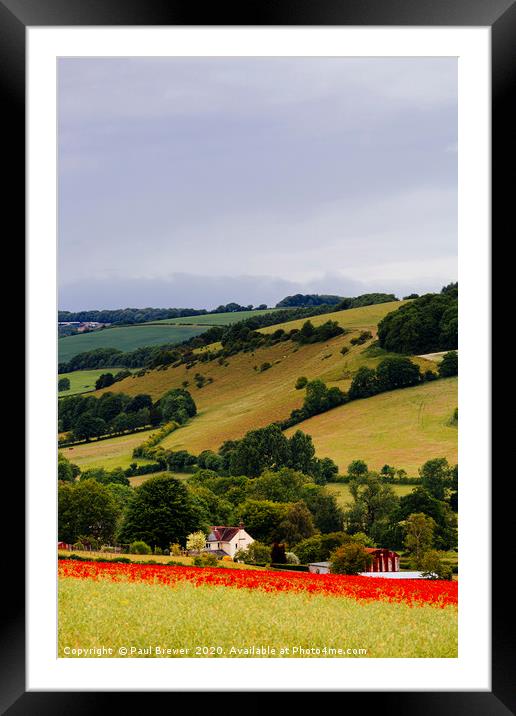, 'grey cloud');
58,57,457,310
